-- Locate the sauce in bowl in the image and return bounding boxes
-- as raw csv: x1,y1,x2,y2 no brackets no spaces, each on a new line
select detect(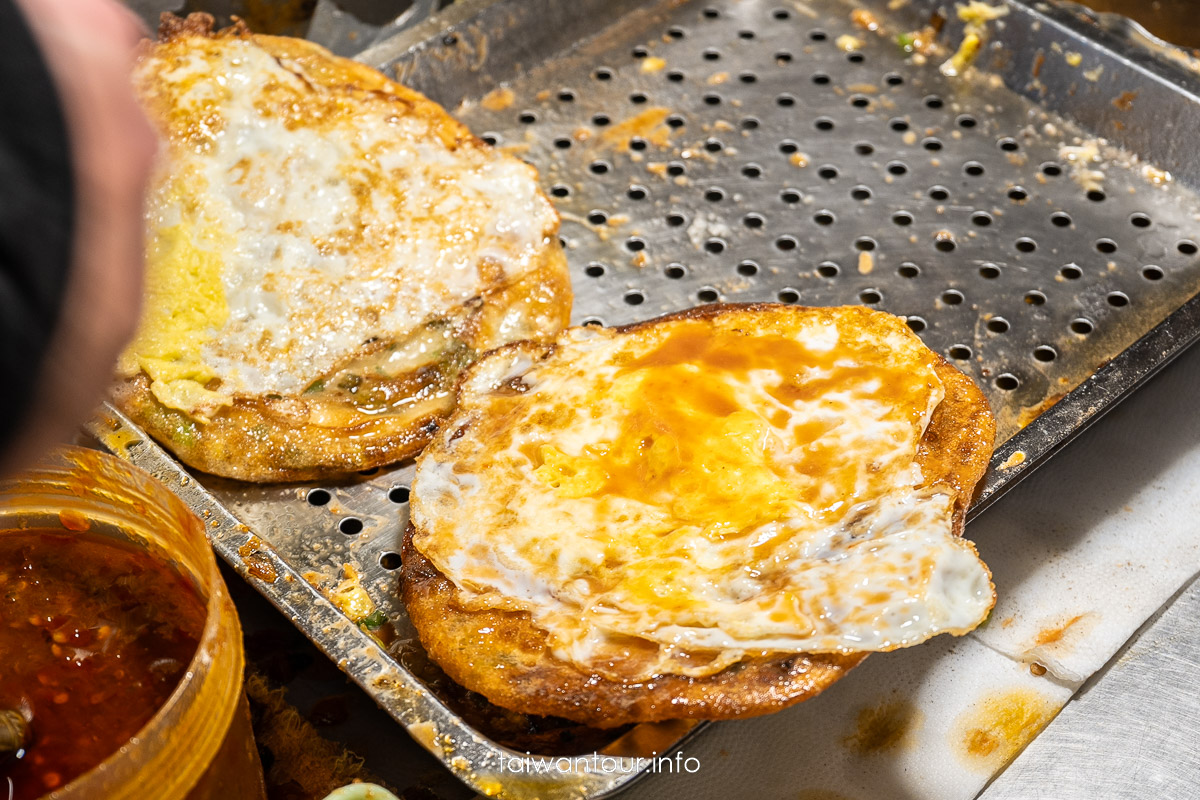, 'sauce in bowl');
0,530,206,799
